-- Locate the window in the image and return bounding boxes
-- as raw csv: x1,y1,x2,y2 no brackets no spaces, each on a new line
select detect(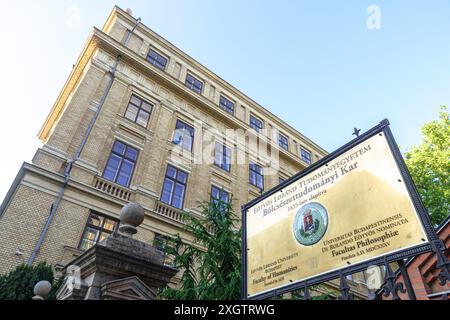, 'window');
249,163,264,190
153,233,168,253
250,115,263,133
185,73,203,94
214,142,231,172
211,185,230,212
161,165,188,209
211,186,230,204
79,212,119,251
103,140,138,187
300,147,312,165
124,94,153,127
173,120,195,152
278,133,289,150
219,95,235,114
147,48,168,70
